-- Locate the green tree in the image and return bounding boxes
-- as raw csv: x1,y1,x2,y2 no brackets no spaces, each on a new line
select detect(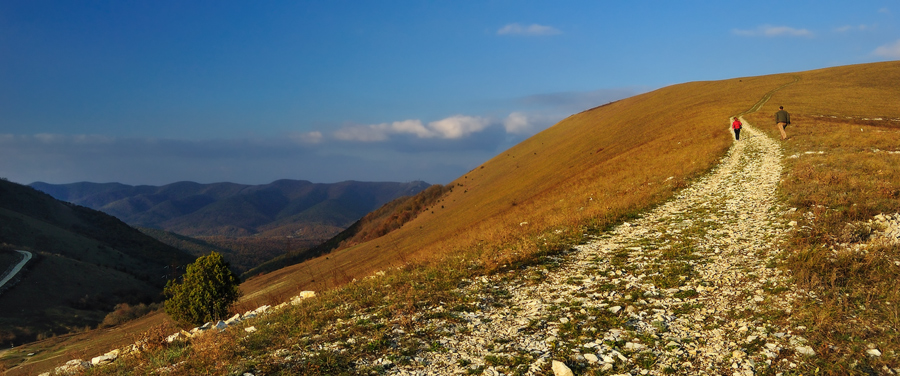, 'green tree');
164,252,241,326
